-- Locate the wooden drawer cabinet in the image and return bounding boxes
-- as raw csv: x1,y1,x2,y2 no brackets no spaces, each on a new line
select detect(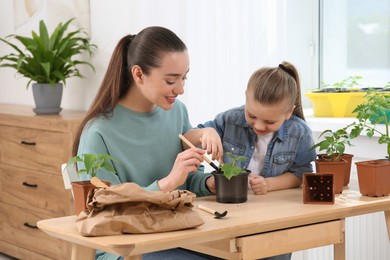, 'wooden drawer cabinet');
1,203,68,260
0,125,67,173
0,104,85,260
1,165,69,215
